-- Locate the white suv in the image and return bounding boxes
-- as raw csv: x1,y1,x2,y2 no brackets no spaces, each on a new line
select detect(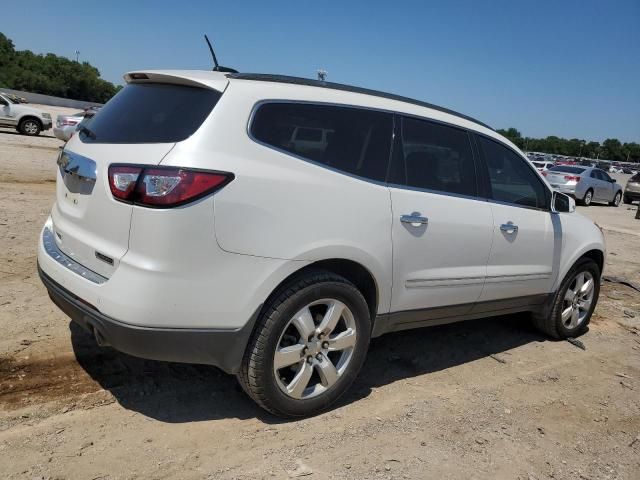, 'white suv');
0,93,52,135
38,70,605,417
